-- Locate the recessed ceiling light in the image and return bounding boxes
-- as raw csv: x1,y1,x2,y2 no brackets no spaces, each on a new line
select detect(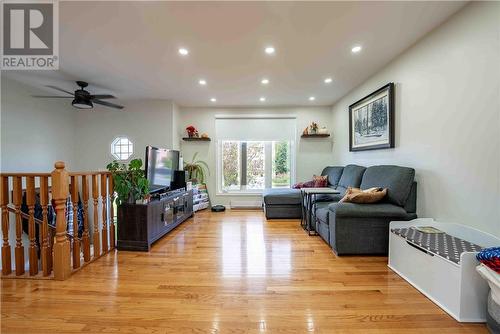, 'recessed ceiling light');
210,98,217,102
259,97,266,102
178,48,189,56
261,78,269,85
324,77,333,84
264,46,275,55
351,45,362,53
198,79,207,86
309,96,316,101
